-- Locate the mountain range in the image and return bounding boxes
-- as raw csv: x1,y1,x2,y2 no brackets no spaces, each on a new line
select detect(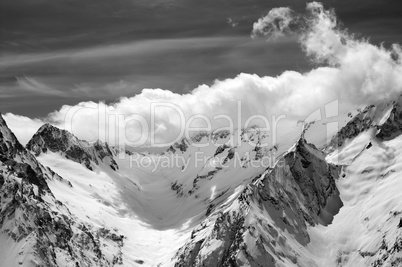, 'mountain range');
1,96,402,266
